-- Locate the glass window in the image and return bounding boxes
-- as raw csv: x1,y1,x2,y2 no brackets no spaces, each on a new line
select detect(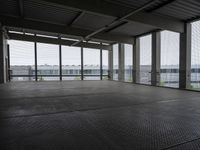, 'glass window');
113,44,119,80
83,48,100,80
9,40,35,81
160,30,180,88
124,44,133,82
62,46,81,80
191,20,200,90
139,34,152,84
37,43,59,81
102,50,109,80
